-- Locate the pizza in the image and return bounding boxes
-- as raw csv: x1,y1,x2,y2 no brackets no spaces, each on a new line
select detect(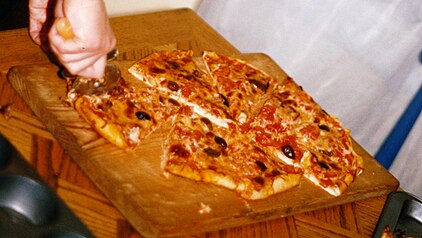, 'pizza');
72,79,181,149
247,77,364,196
202,51,279,124
129,50,232,128
162,106,302,200
69,49,363,199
